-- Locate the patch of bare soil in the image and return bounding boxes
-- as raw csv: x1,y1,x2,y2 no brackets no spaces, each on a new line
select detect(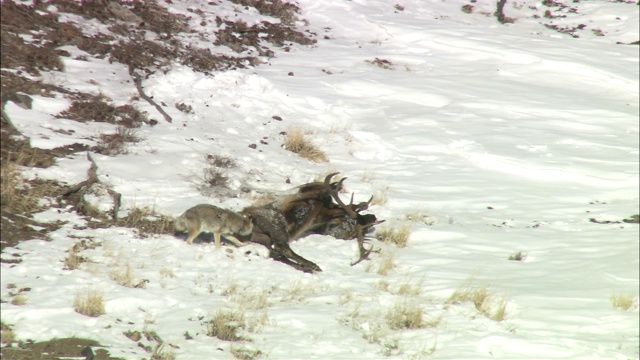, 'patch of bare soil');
1,337,121,360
